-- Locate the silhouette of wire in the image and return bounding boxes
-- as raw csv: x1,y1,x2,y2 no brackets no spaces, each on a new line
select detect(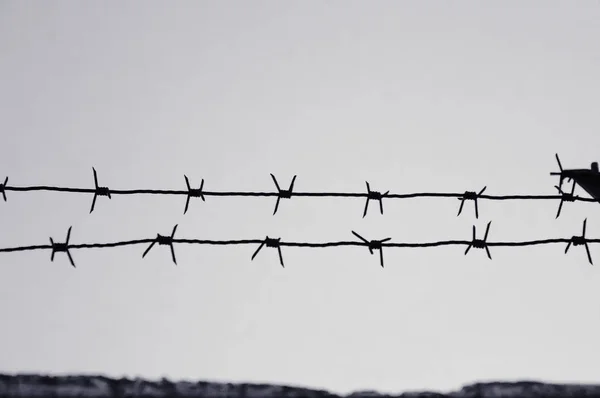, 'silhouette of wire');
8,185,600,200
2,238,592,253
1,225,598,267
3,176,599,219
